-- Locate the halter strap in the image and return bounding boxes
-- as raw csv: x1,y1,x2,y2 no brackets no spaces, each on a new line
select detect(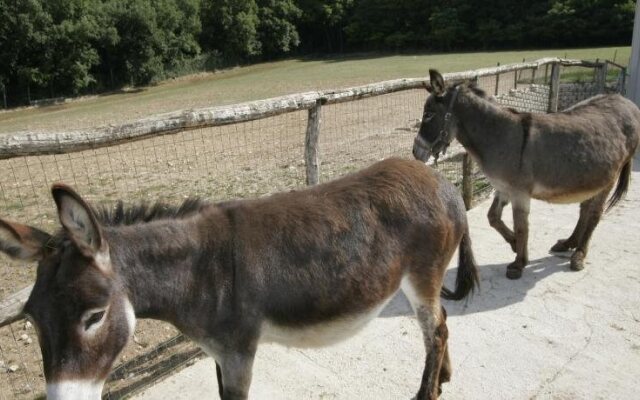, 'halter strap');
432,86,460,158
